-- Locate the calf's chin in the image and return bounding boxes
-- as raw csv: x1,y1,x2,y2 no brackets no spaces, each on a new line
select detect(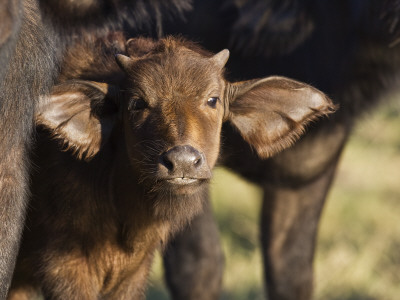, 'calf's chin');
150,181,209,228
